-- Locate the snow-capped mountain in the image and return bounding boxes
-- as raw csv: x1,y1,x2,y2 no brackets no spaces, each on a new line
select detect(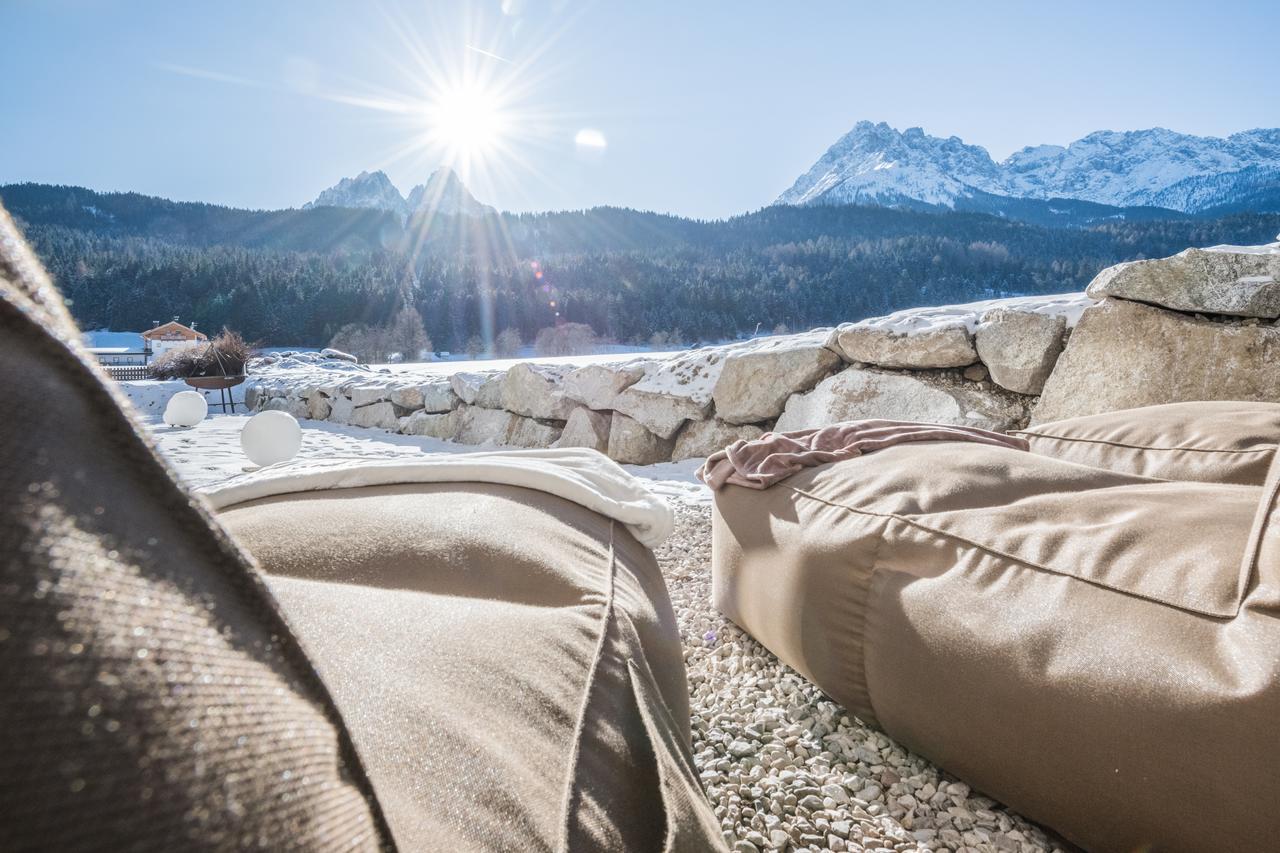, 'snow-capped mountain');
304,170,406,214
778,122,1280,214
304,167,493,218
405,168,492,218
